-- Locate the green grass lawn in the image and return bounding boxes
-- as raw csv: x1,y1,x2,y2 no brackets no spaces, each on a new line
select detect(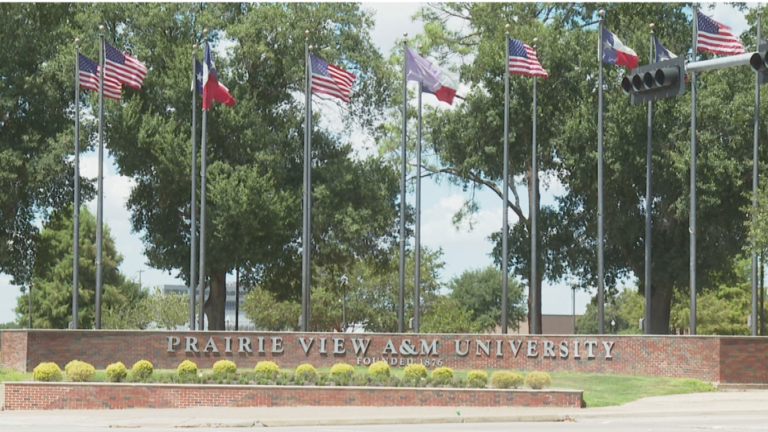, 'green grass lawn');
0,364,714,408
